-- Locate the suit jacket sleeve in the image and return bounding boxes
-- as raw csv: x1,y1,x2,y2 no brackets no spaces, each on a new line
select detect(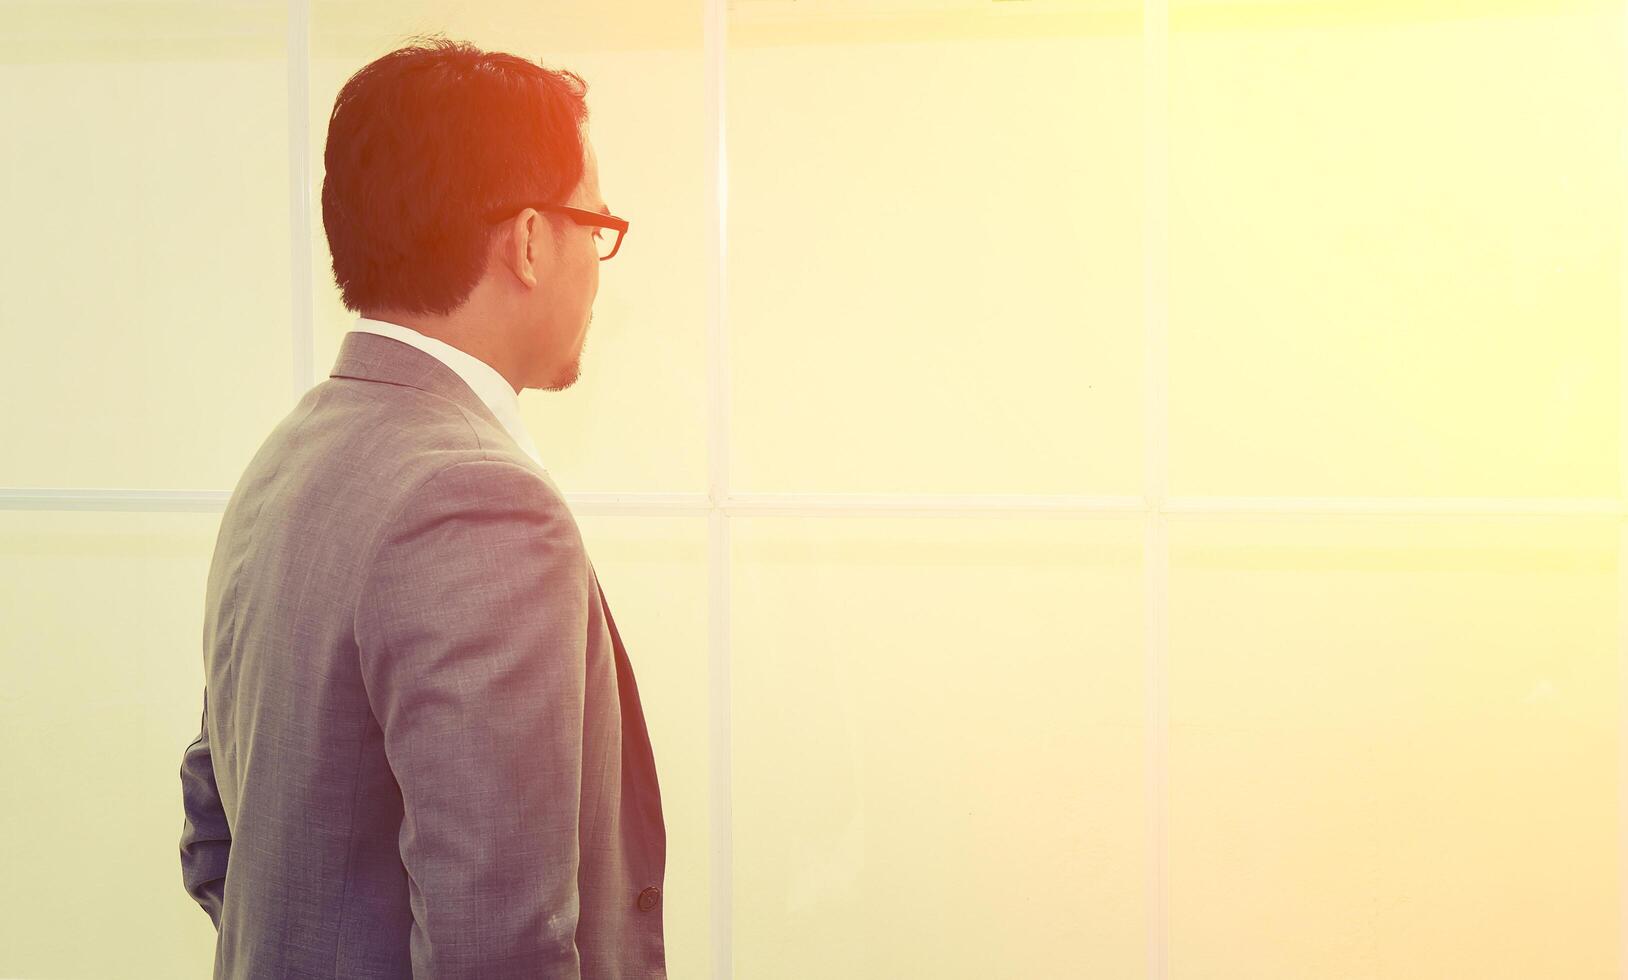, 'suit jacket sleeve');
355,458,590,979
179,689,231,931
